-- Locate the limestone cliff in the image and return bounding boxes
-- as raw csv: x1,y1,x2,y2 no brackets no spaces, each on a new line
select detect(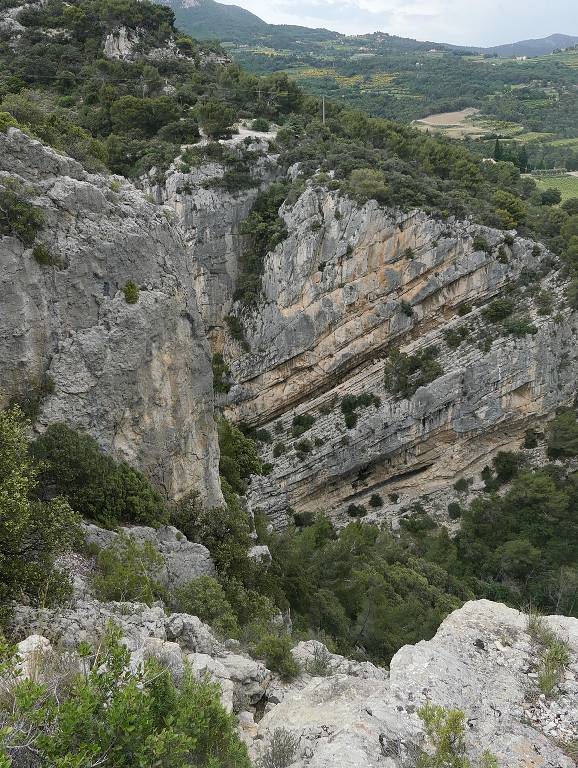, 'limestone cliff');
0,128,222,506
217,185,574,526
